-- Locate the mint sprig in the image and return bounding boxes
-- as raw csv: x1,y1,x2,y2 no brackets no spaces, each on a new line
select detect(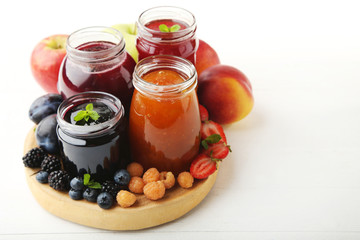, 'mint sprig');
201,134,222,149
159,24,181,33
83,173,101,189
74,103,100,123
